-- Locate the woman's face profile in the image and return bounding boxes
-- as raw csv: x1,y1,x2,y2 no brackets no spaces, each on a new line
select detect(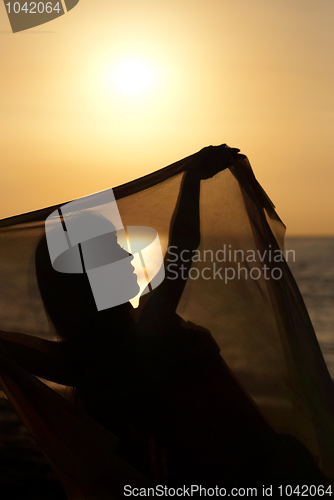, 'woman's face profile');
111,239,140,295
42,211,141,313
75,229,141,311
